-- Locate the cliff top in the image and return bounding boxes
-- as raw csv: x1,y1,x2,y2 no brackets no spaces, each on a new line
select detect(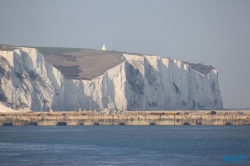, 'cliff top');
0,44,18,51
0,44,215,79
39,47,125,80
